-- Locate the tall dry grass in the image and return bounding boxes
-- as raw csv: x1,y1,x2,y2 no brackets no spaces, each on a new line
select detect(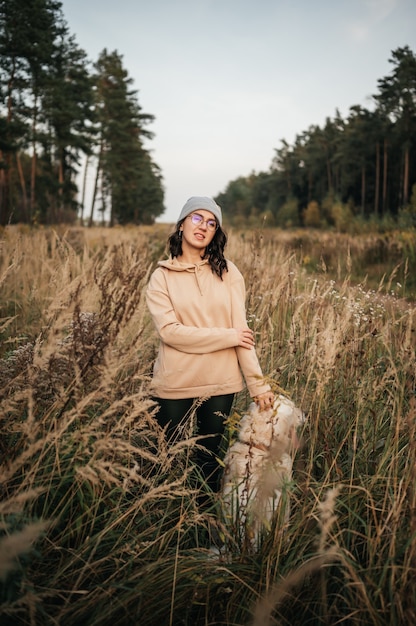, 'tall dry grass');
0,225,415,625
